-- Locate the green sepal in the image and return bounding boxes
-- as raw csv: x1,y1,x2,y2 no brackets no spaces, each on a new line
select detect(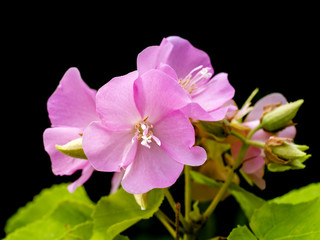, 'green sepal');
56,137,87,159
261,99,303,132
